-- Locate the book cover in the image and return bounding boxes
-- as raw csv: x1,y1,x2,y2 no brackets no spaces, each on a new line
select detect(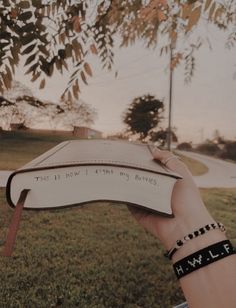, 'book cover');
6,139,181,217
